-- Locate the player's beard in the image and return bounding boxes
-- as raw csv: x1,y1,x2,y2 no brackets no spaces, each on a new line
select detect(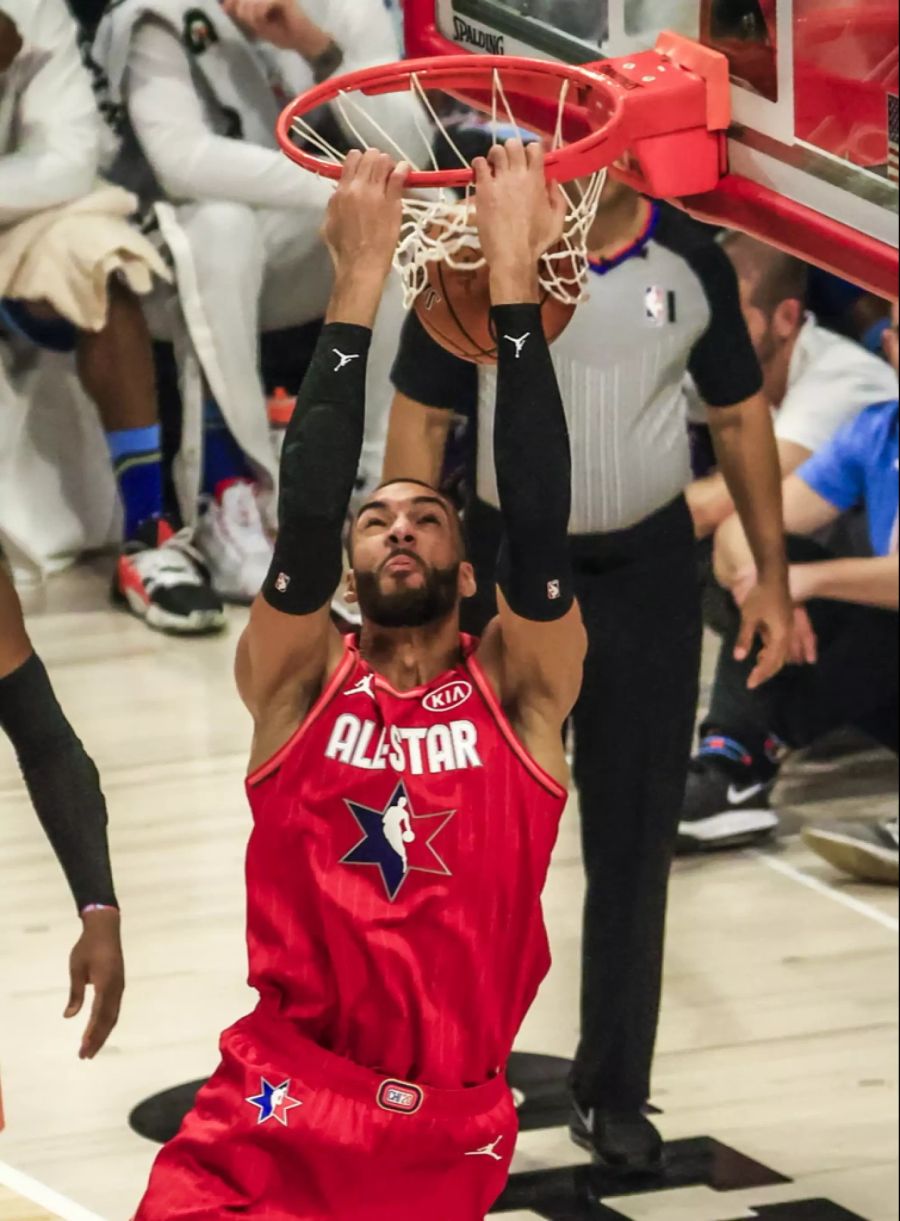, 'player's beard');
355,561,460,629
